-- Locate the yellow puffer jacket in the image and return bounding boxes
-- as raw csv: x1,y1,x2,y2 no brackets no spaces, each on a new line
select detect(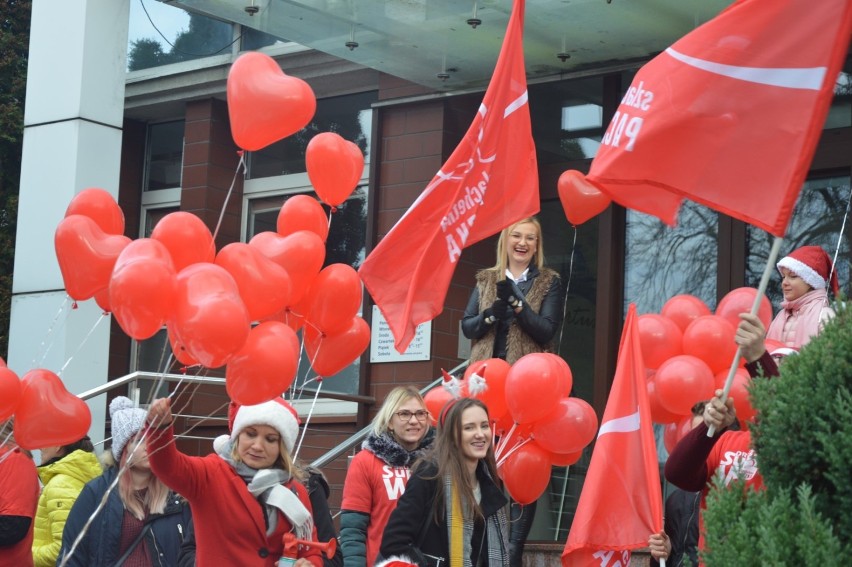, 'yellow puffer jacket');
33,449,103,567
